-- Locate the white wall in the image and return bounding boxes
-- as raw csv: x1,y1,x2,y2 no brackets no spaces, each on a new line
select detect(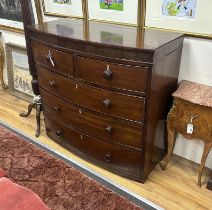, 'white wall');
174,37,212,169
